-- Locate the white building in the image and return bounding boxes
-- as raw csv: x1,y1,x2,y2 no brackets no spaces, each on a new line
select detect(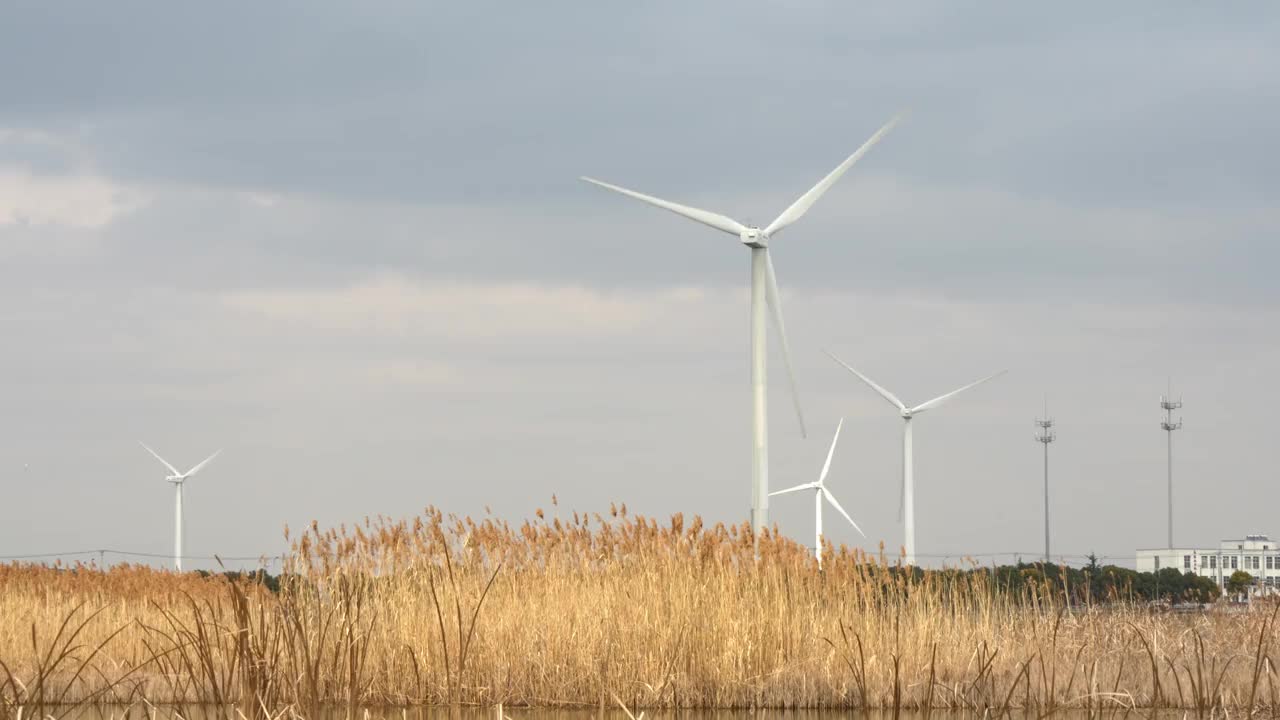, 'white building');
1137,534,1280,592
